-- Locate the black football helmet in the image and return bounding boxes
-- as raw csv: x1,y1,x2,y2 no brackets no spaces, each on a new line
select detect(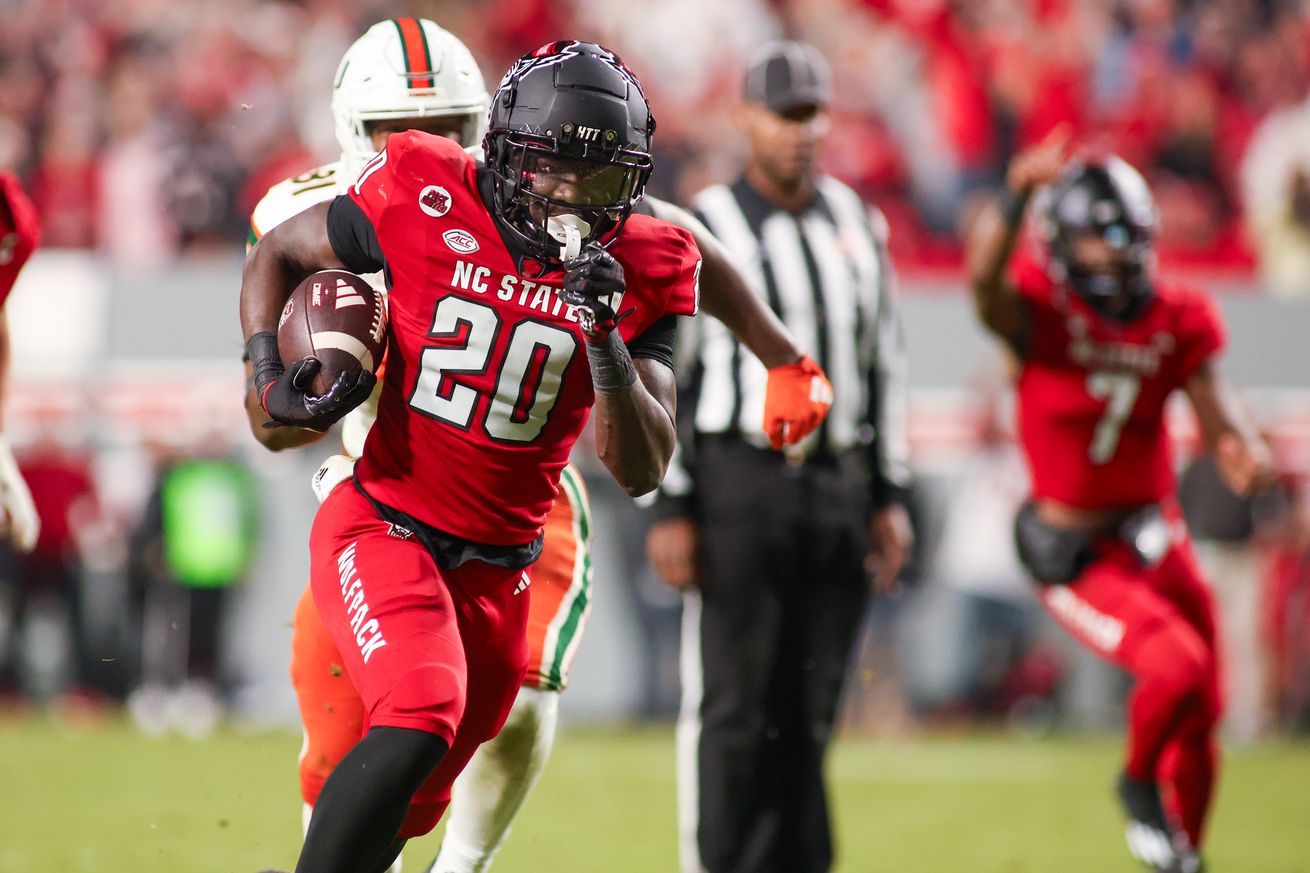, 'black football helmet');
1043,156,1158,323
483,41,655,265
